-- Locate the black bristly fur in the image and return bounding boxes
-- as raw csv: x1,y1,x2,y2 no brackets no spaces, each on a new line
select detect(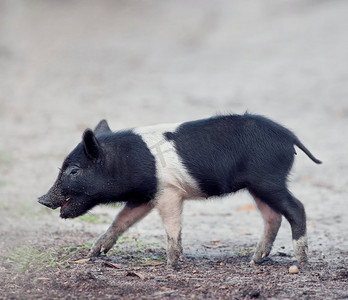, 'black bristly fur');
55,129,157,218
165,114,321,197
